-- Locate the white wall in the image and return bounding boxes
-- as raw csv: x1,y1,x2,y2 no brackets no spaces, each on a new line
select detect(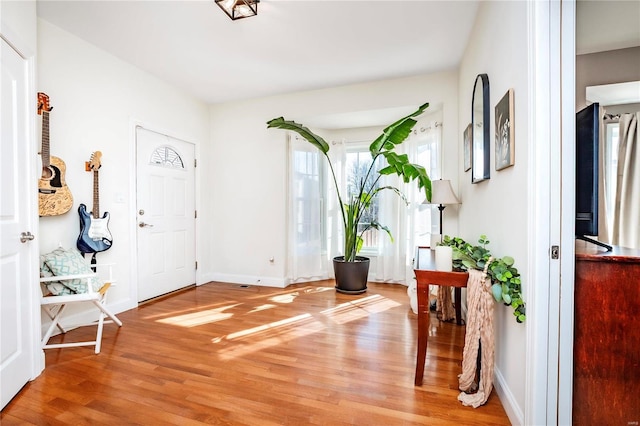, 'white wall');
204,72,459,286
576,47,640,110
37,19,210,313
458,2,529,423
1,0,37,56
